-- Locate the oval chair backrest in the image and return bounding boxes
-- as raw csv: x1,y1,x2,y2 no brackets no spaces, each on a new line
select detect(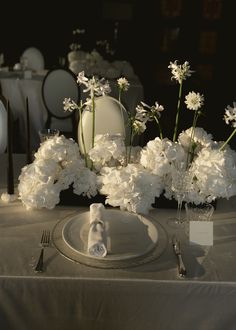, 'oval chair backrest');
21,47,45,71
0,99,7,153
42,68,80,119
